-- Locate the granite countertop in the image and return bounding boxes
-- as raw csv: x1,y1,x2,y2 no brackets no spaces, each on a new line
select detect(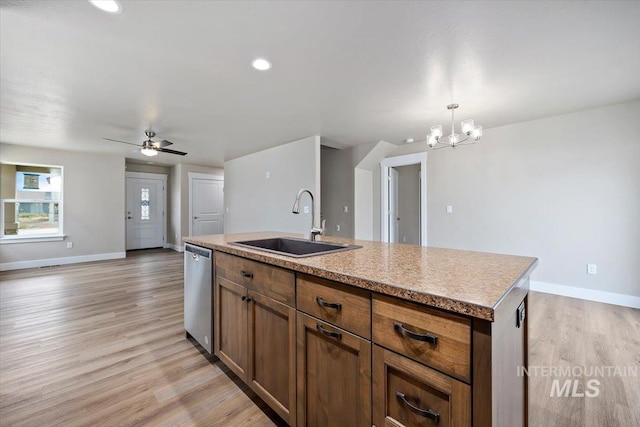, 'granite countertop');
184,232,538,322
